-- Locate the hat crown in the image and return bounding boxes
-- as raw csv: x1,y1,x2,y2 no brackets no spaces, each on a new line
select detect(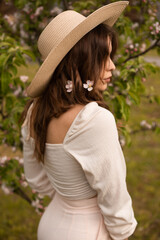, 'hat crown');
38,11,86,60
